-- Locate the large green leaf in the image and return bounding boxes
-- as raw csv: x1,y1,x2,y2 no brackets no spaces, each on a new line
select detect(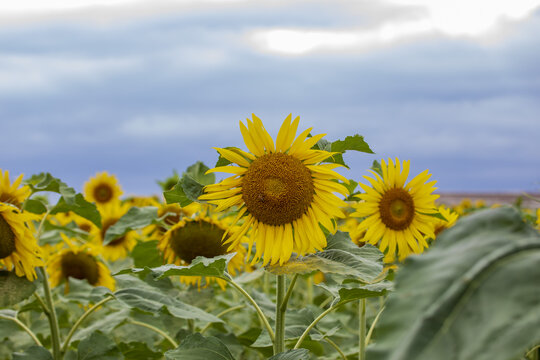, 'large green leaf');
118,342,162,360
131,240,163,268
50,193,101,228
185,161,215,185
70,310,129,342
267,232,383,283
12,346,53,360
103,206,158,245
114,285,222,323
268,349,310,360
26,173,101,227
0,270,37,308
367,207,540,360
116,253,234,279
22,199,48,214
77,331,122,360
165,333,234,360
